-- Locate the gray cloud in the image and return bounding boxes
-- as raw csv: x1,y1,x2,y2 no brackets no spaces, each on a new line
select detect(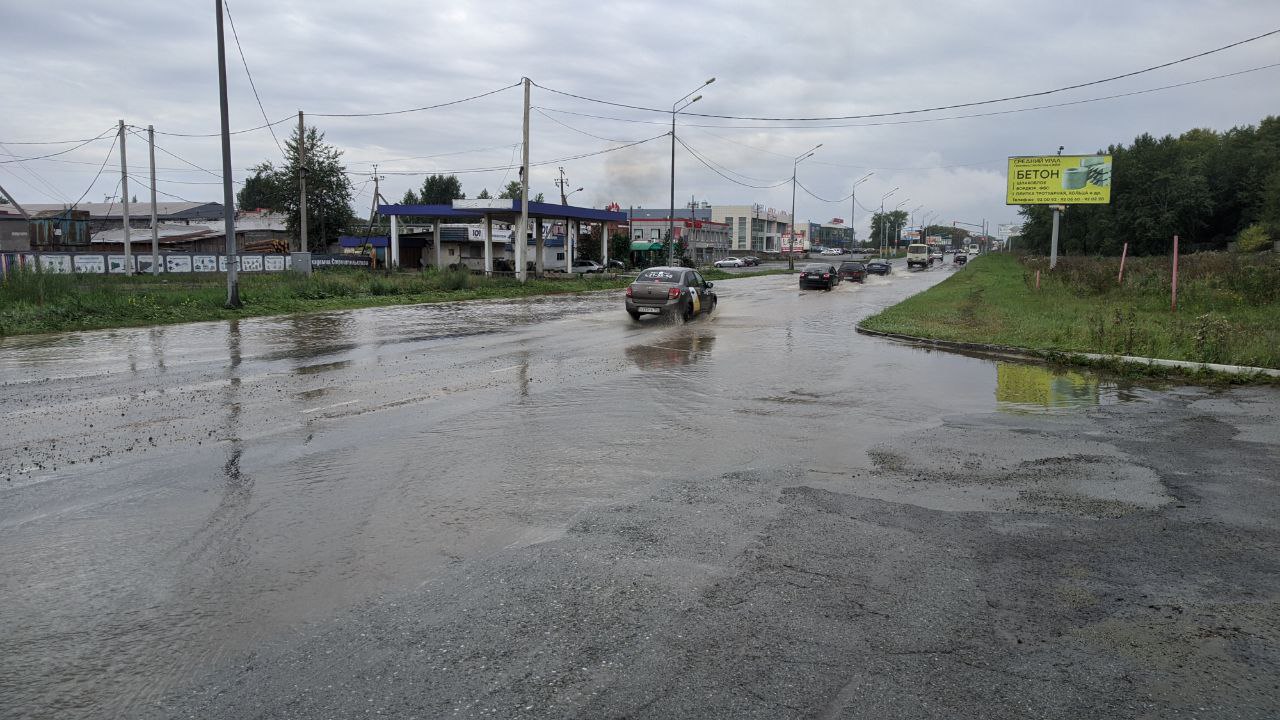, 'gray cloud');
3,0,1278,239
